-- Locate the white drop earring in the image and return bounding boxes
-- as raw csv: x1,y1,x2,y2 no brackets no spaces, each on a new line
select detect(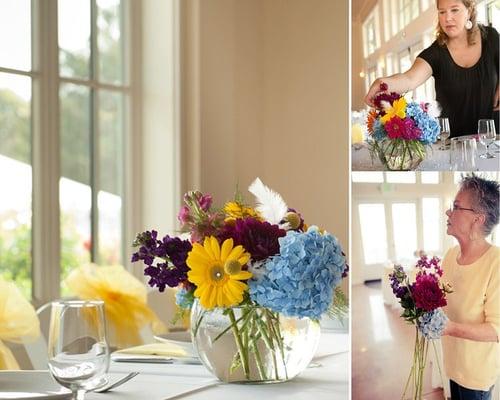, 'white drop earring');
465,19,473,30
